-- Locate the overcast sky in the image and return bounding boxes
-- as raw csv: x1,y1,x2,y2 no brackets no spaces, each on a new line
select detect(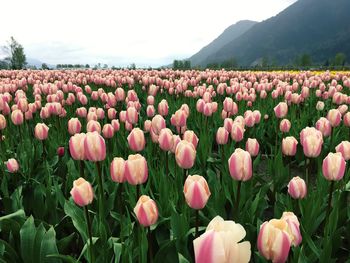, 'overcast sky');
0,0,297,67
